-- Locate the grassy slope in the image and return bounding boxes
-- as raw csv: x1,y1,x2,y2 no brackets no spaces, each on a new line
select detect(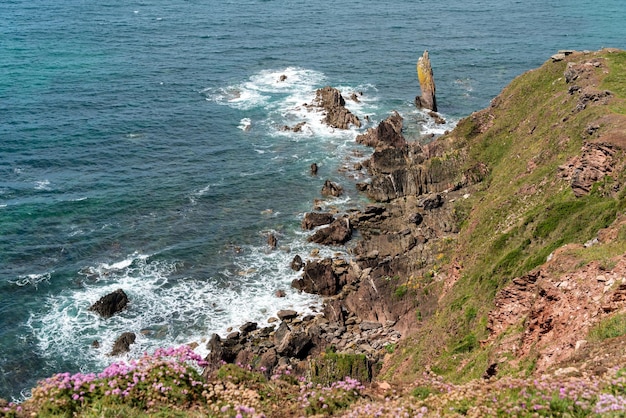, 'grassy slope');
384,49,626,383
